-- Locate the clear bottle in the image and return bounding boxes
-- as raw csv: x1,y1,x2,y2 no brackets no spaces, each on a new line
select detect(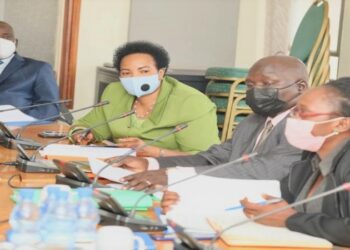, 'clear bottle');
40,186,60,240
75,187,100,243
43,190,77,250
40,186,60,215
8,189,41,247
